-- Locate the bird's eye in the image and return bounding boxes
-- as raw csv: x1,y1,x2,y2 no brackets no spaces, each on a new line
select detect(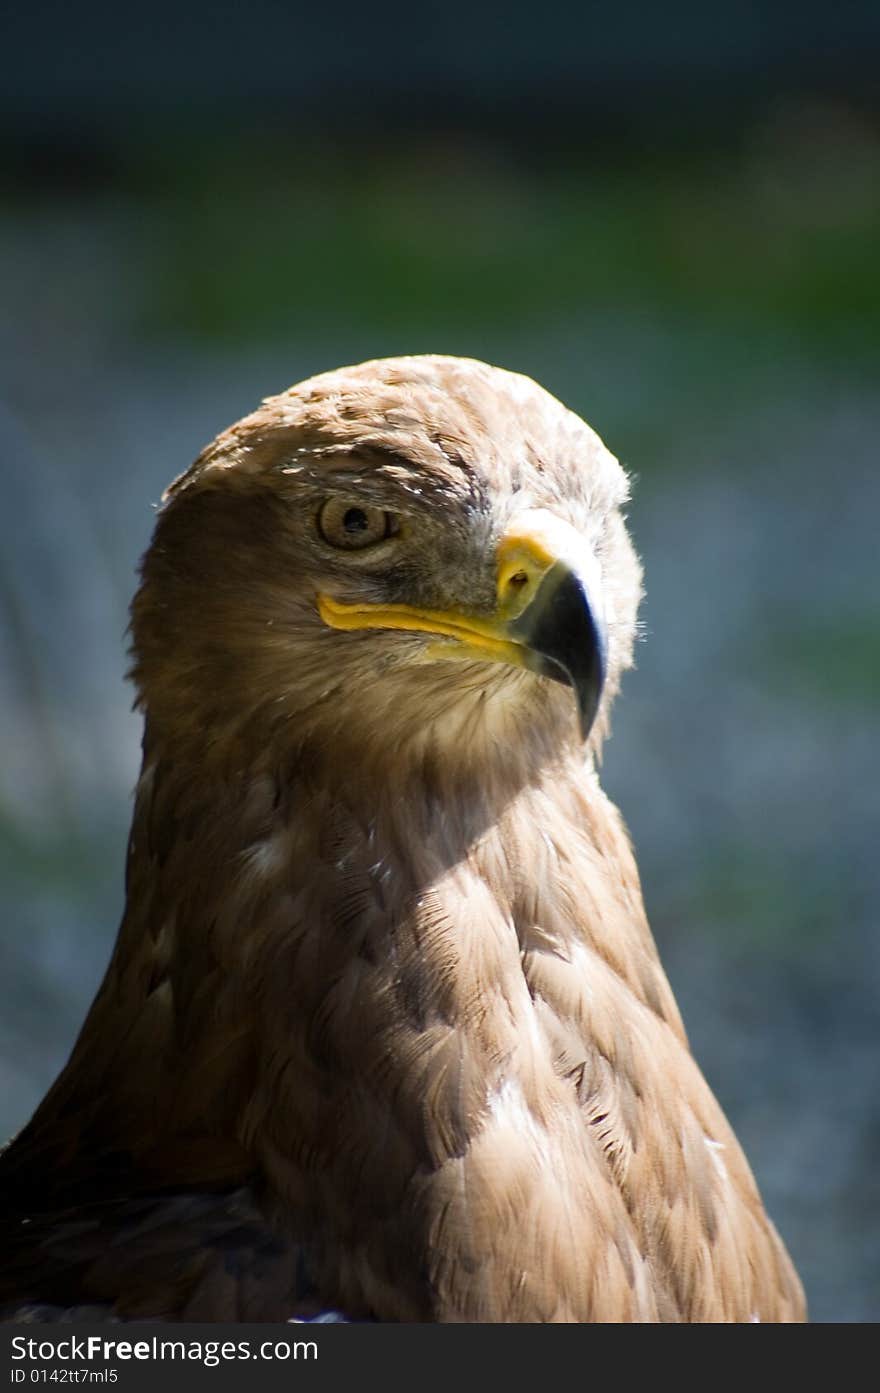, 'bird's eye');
317,498,398,551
